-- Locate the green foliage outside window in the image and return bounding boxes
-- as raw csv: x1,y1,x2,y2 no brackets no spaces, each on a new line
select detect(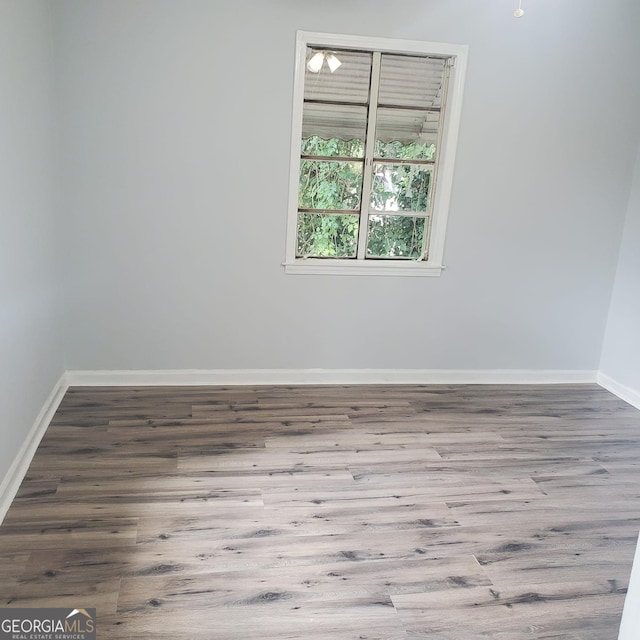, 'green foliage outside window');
301,136,364,158
297,137,435,259
375,140,436,162
296,213,359,258
367,216,425,258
